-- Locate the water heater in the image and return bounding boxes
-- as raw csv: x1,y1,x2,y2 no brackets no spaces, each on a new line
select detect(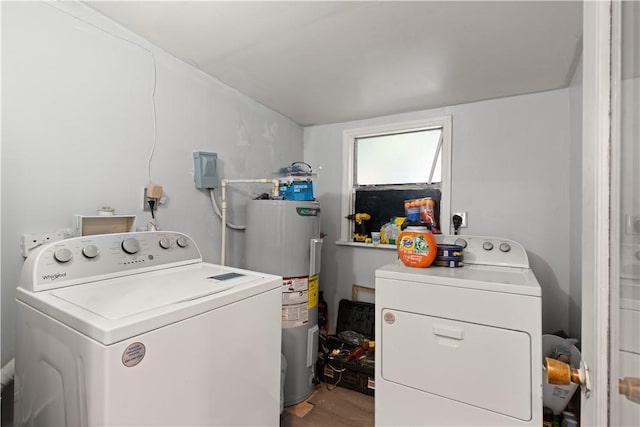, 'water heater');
244,199,322,406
